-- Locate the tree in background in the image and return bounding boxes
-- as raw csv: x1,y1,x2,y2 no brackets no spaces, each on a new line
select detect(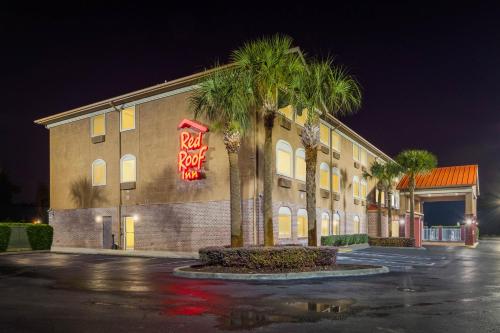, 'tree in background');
190,66,254,247
396,150,437,238
232,35,302,246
